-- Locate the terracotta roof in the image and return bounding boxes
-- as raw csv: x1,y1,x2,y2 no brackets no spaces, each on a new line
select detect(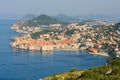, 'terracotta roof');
88,48,98,53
